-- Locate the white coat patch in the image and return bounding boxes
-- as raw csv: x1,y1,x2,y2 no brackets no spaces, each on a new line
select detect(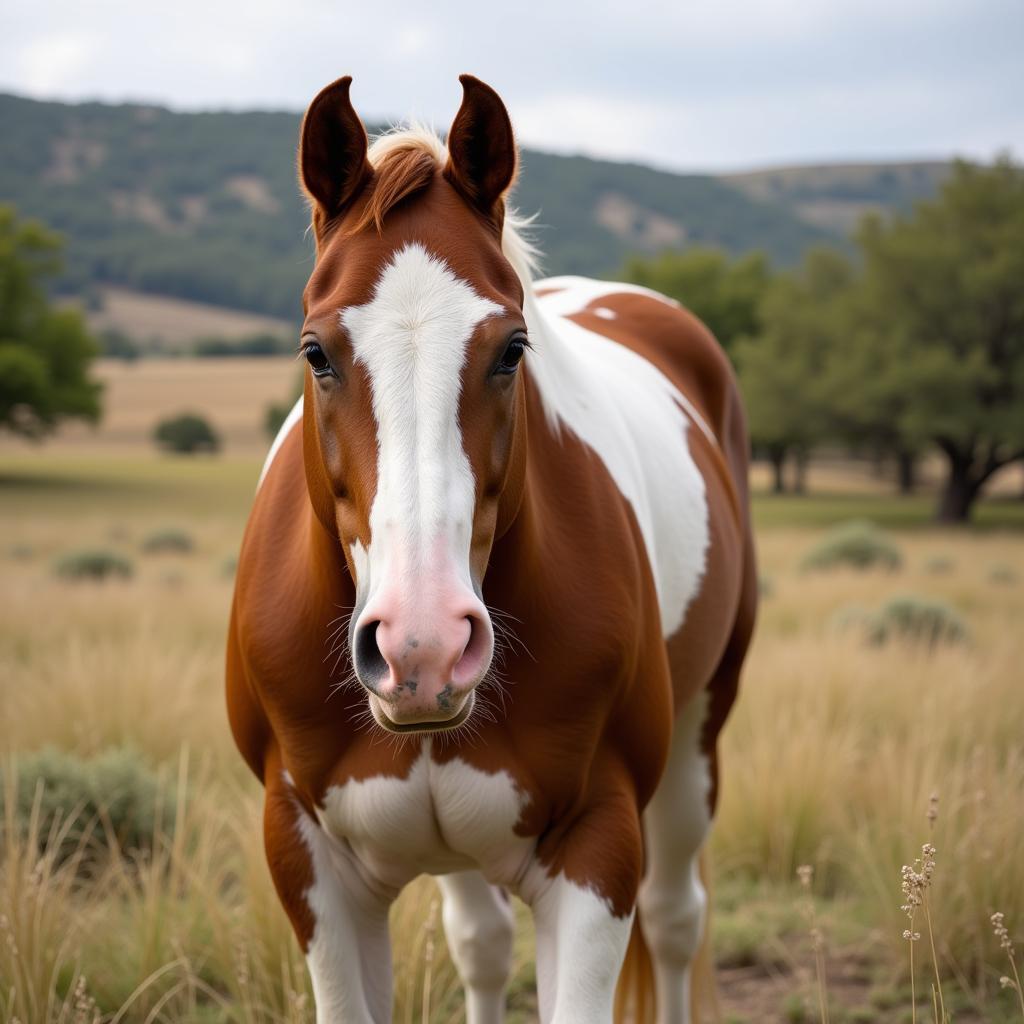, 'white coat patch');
527,278,710,637
317,744,534,890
